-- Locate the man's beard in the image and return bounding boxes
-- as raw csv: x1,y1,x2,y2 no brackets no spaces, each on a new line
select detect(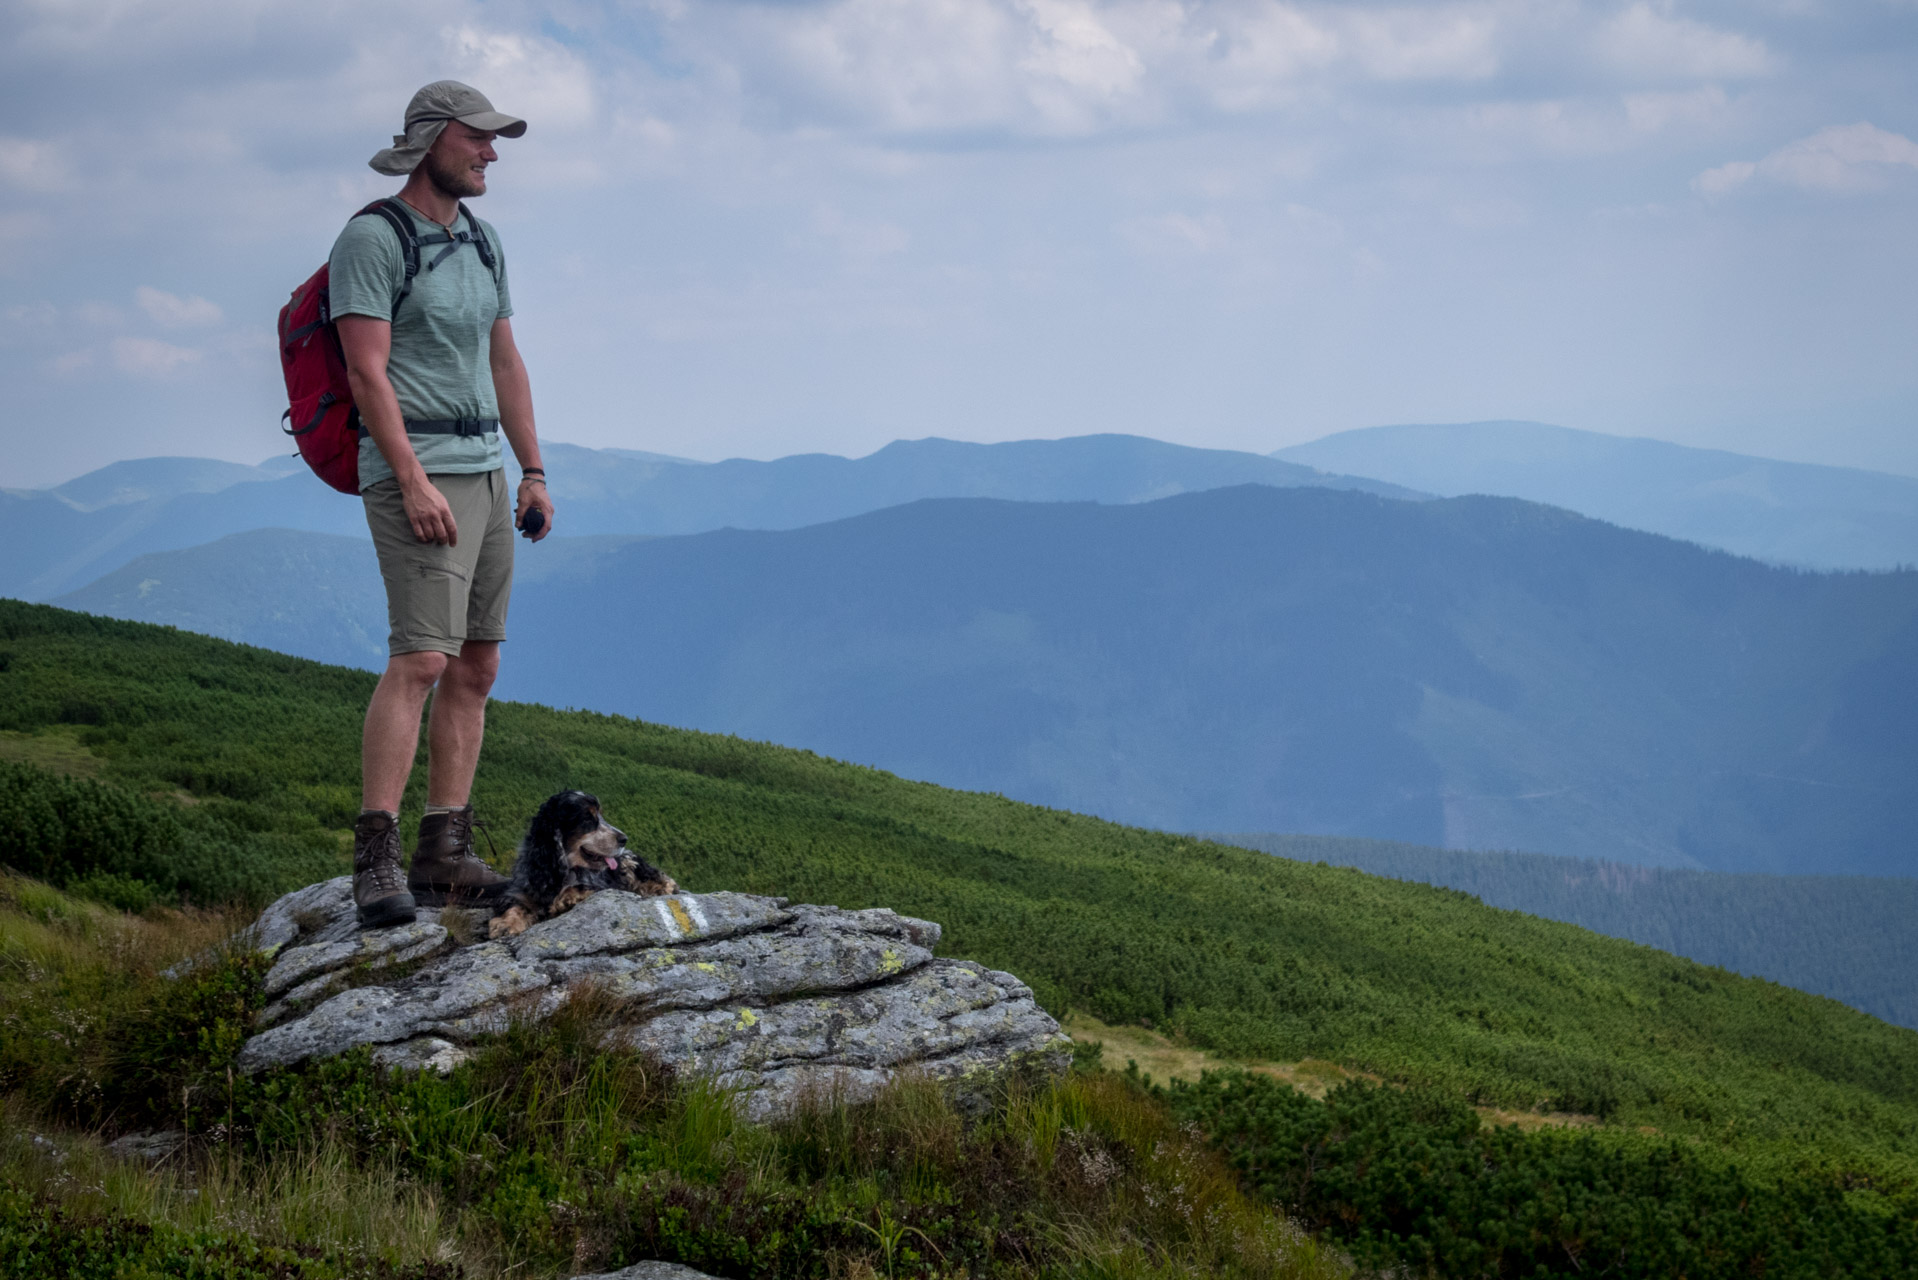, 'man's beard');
423,150,484,199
